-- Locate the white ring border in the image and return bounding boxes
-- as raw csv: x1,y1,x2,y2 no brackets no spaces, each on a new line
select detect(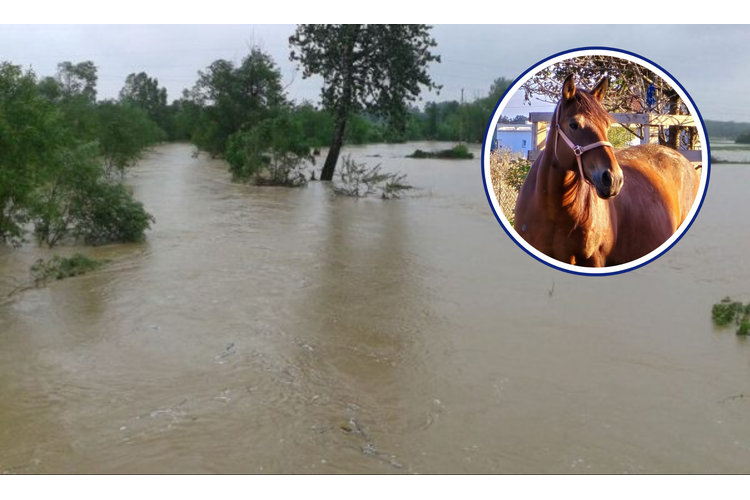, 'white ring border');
482,48,709,275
